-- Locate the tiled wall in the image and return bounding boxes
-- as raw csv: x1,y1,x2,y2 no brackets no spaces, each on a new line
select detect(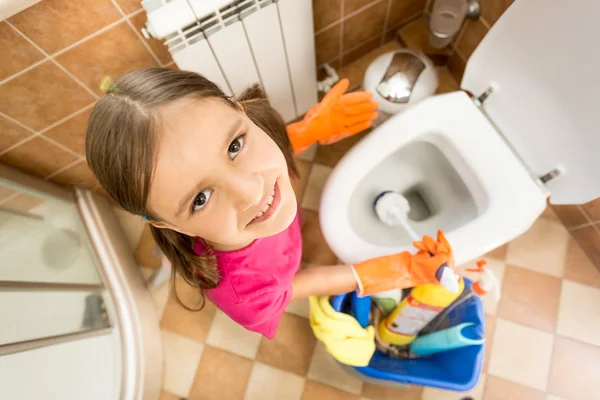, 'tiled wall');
313,0,426,69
